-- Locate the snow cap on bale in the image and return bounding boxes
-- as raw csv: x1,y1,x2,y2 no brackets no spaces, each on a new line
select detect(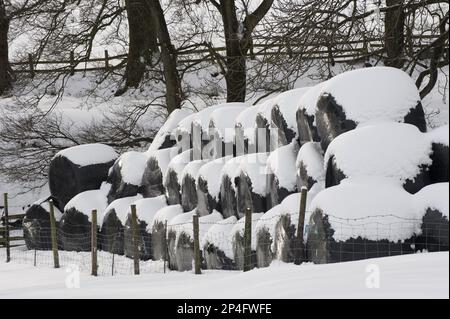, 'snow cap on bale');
103,194,143,225
165,149,194,185
296,83,326,144
180,159,210,212
49,143,118,210
255,97,278,127
198,156,233,200
324,122,433,193
124,196,168,231
235,104,260,144
202,216,238,259
414,183,449,219
64,182,110,225
266,142,299,192
427,124,449,146
273,87,311,133
209,105,248,143
296,142,325,190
